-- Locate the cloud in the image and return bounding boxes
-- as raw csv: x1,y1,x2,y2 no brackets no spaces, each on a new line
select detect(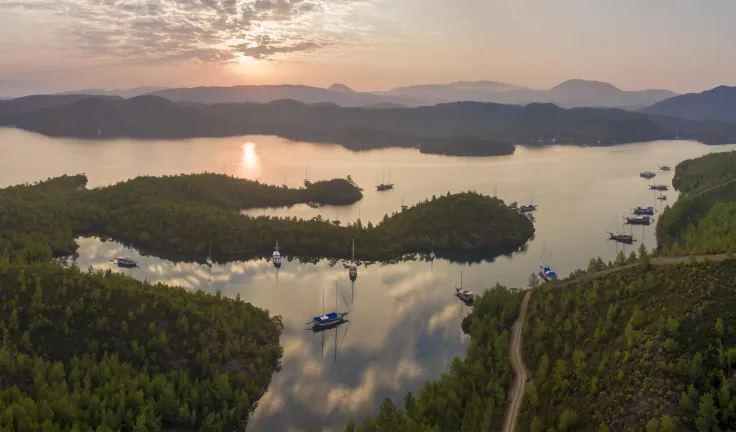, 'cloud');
0,0,376,65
